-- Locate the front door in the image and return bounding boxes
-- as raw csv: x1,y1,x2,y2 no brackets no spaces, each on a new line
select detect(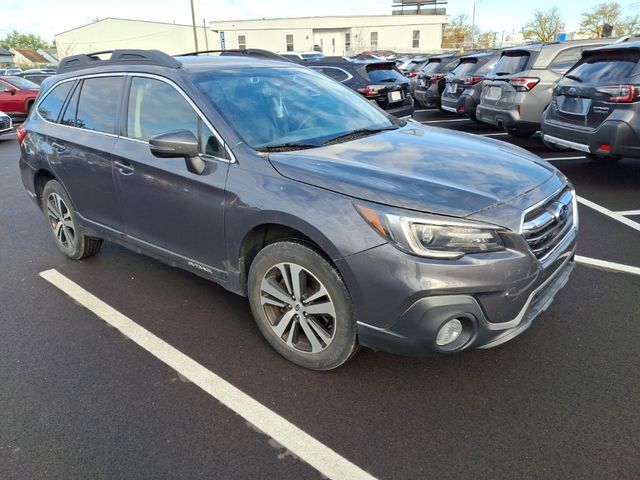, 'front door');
112,75,230,277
